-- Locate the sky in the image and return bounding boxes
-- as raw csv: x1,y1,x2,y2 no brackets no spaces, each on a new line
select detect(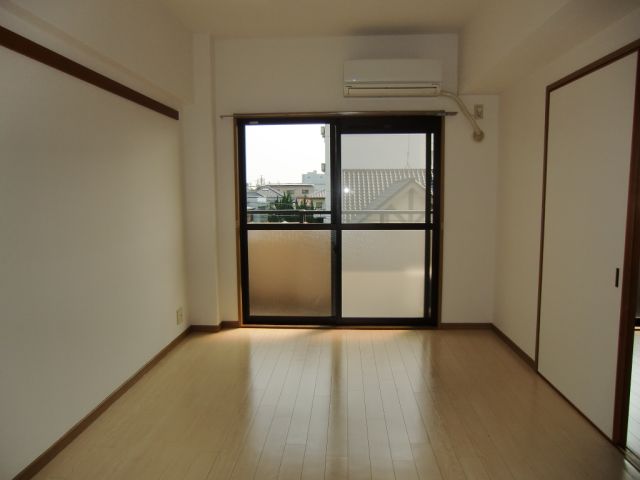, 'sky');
245,124,327,186
245,124,429,186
